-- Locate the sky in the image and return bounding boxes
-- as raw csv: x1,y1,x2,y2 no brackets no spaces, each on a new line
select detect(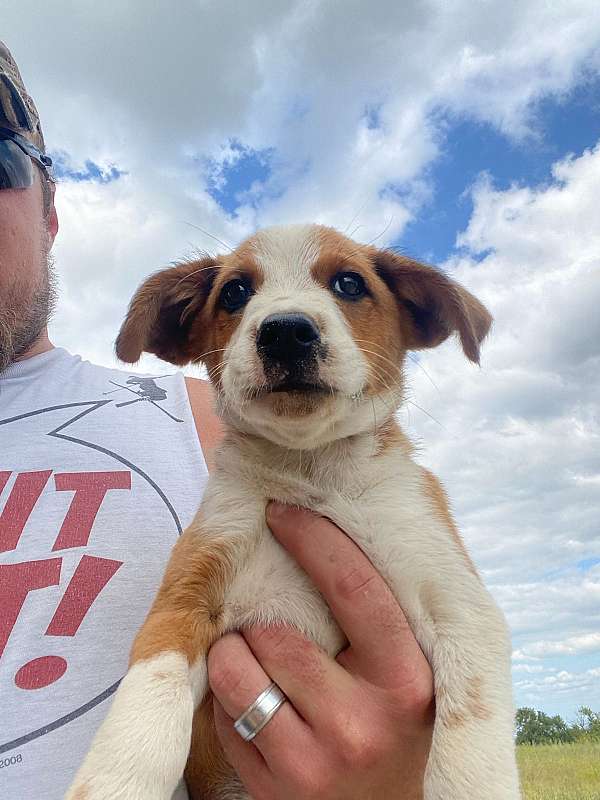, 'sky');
3,0,600,721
